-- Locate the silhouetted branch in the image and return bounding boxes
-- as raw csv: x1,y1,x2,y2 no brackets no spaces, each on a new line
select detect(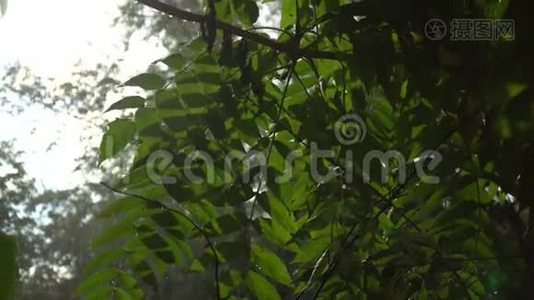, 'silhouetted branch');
137,0,343,60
